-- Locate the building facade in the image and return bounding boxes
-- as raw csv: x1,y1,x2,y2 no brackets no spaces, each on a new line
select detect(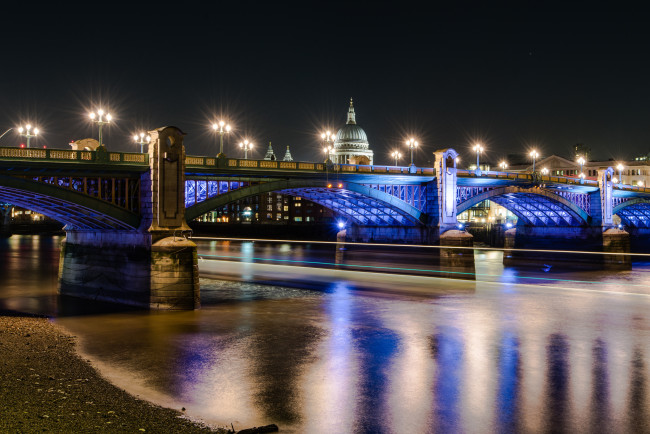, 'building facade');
192,193,334,224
